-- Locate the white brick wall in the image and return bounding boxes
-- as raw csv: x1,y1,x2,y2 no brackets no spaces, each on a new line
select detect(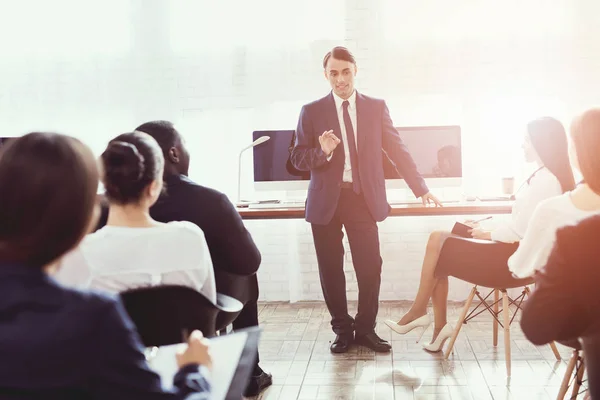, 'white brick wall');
250,213,514,302
1,1,597,302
